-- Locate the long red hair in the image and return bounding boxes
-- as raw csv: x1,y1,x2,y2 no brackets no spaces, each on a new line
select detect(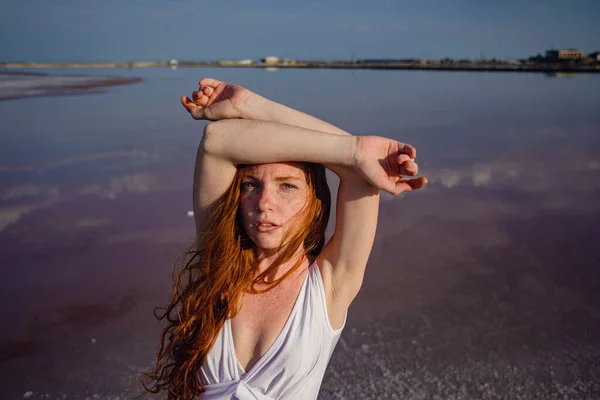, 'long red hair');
143,163,331,399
